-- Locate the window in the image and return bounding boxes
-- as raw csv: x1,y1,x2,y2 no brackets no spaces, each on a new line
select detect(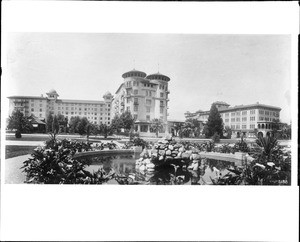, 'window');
31,103,34,107
31,108,34,111
160,93,164,98
39,109,42,112
146,115,150,121
250,116,255,121
231,118,235,122
259,110,264,114
231,112,235,116
225,113,229,117
40,104,43,107
134,114,138,120
236,125,240,129
225,118,229,123
146,106,150,113
160,107,164,114
242,125,247,129
250,124,255,129
146,99,151,105
134,89,138,95
242,111,247,115
160,101,164,106
231,125,235,129
242,117,247,121
134,98,138,104
250,109,255,114
236,111,240,116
